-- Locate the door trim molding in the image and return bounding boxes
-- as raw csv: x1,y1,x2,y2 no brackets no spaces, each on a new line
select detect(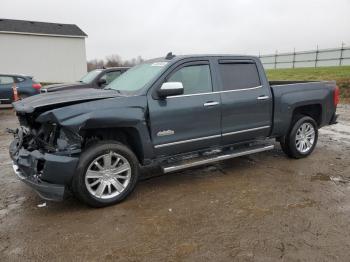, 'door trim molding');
167,85,262,98
154,134,221,148
154,125,270,148
222,125,270,136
